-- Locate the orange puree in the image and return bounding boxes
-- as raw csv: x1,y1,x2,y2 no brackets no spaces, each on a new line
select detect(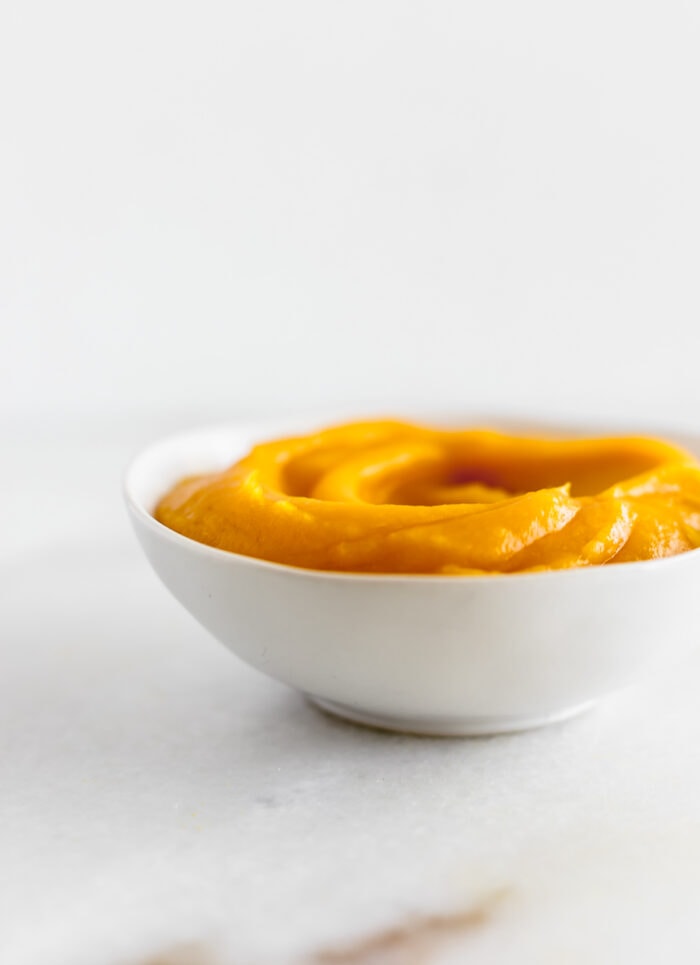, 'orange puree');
154,421,700,575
